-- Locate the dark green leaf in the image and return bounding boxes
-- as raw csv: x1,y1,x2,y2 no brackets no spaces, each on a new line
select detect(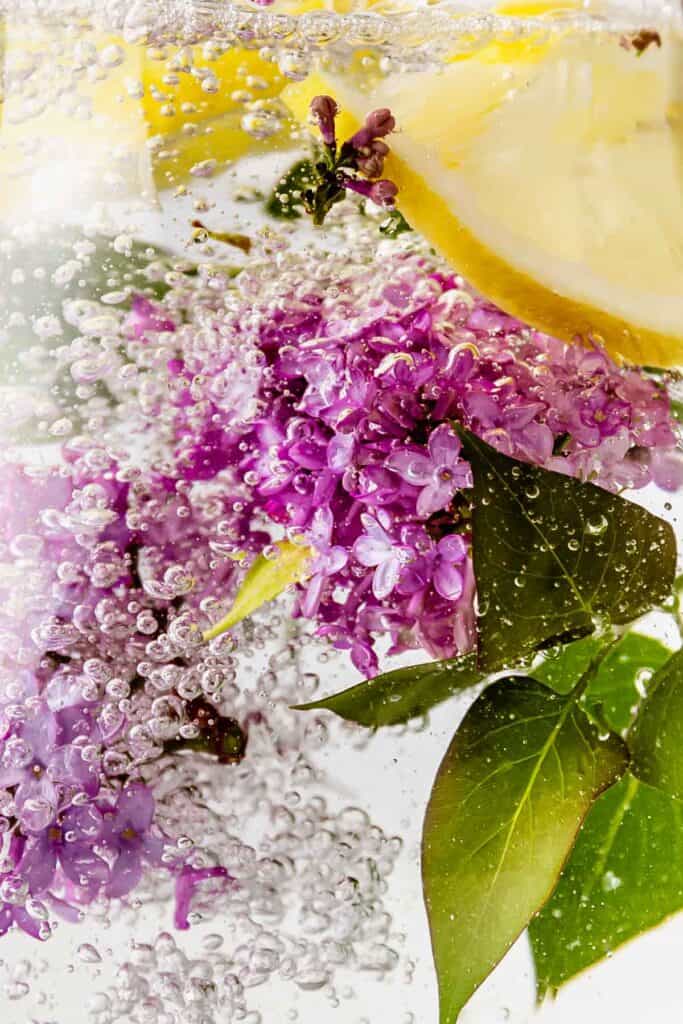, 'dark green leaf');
265,159,315,220
534,632,672,733
292,652,482,727
379,209,412,238
423,676,628,1023
459,430,676,671
630,648,683,799
530,772,683,996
